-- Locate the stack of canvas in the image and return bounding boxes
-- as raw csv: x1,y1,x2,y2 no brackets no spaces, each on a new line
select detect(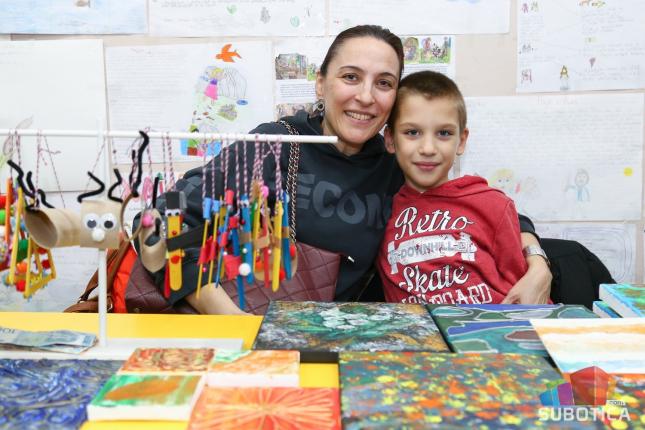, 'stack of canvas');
599,284,645,317
253,301,449,362
592,301,621,318
430,304,597,355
